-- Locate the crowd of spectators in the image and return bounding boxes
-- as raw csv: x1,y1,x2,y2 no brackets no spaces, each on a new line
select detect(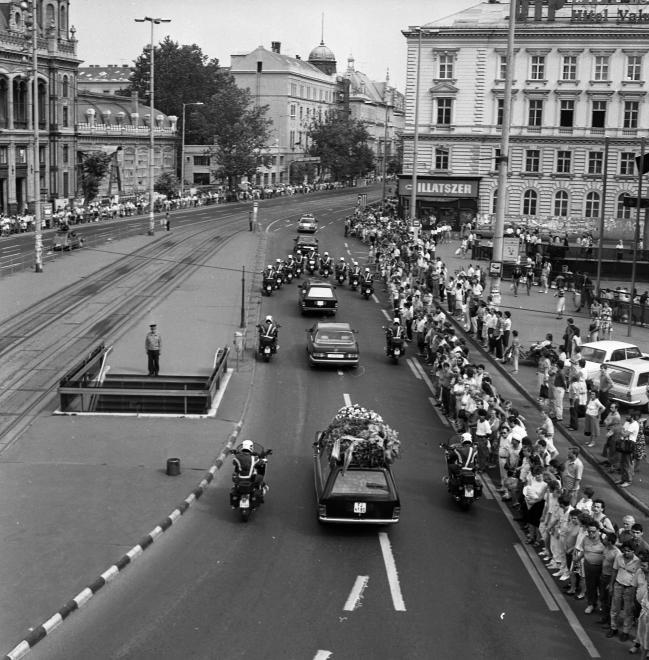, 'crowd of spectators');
346,200,649,656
